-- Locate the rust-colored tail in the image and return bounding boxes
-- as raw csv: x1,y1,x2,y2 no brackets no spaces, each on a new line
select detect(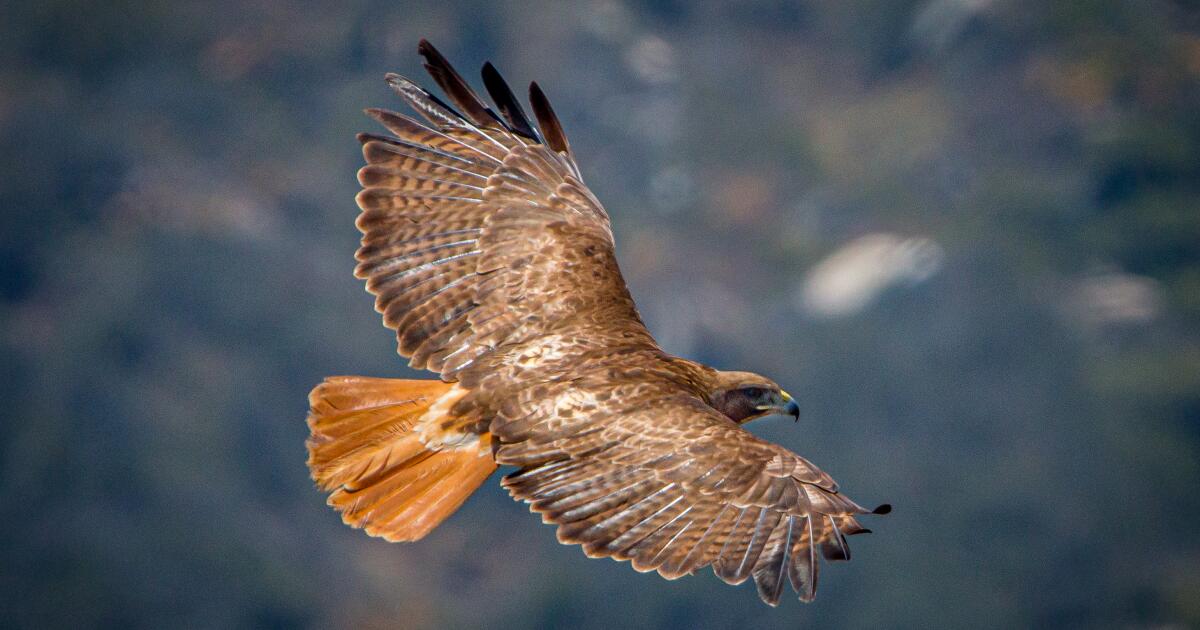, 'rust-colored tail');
306,376,496,542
